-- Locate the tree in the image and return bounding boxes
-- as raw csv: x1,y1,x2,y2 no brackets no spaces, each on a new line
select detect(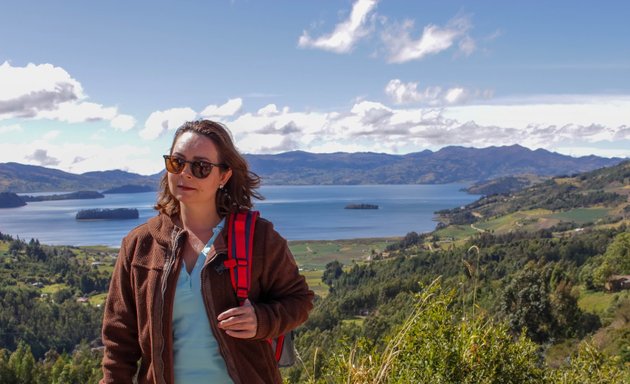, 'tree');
8,340,36,384
594,232,630,287
0,349,16,384
322,261,344,288
550,280,599,338
500,265,554,342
